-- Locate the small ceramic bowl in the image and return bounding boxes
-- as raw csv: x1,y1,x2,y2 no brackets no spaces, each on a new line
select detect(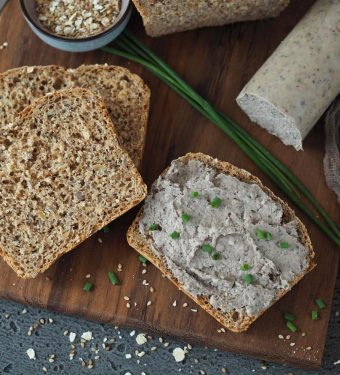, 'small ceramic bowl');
20,0,132,52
